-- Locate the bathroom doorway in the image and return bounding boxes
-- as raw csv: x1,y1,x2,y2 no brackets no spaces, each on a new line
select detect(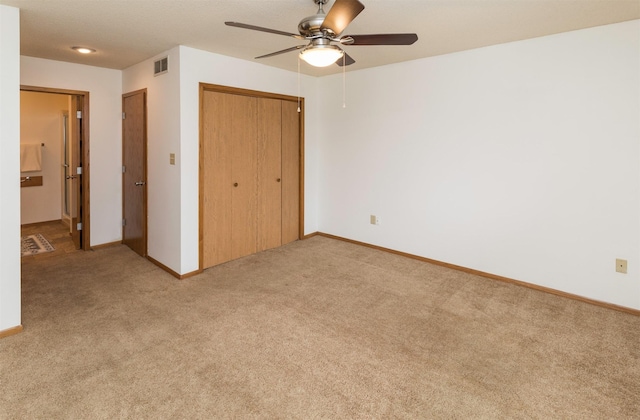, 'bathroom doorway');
20,86,90,250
